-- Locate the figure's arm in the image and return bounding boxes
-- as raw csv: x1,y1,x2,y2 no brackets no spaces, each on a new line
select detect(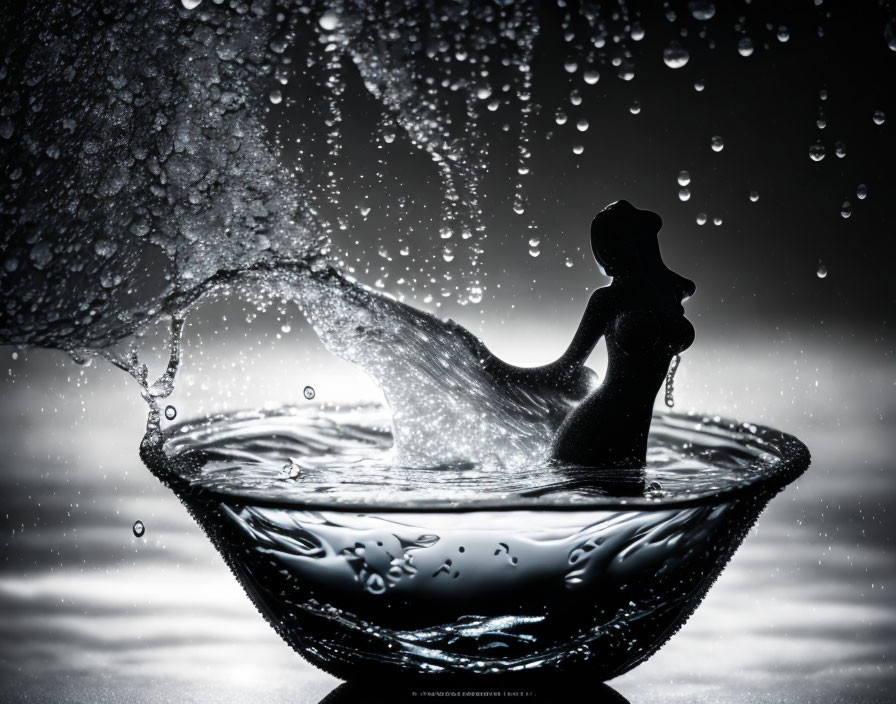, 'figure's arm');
555,287,613,372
